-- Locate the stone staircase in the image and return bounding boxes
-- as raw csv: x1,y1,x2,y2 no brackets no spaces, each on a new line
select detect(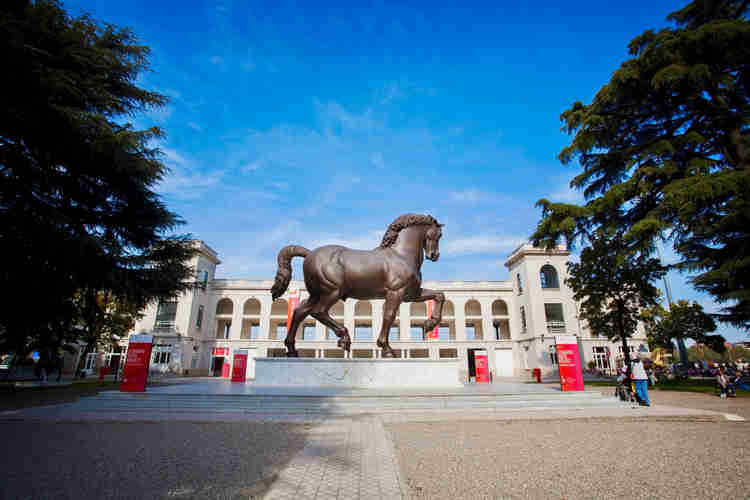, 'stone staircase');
59,389,627,416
